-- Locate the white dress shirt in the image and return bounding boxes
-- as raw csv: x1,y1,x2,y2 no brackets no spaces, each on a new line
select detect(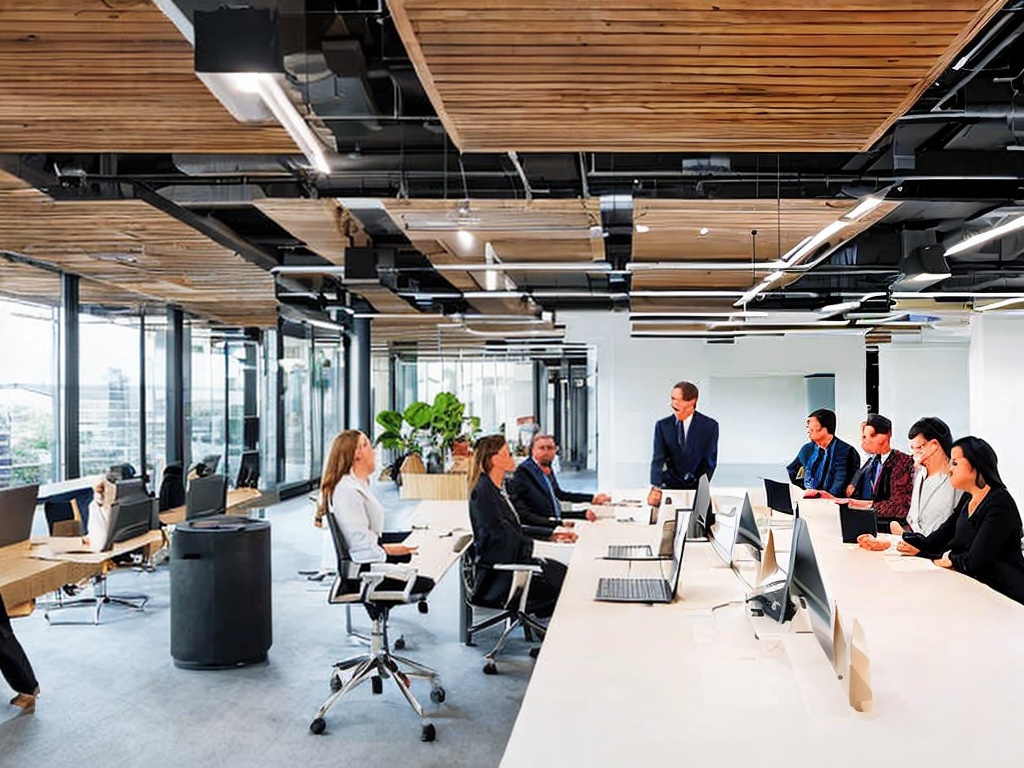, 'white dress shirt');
86,500,114,552
330,472,387,563
907,467,961,536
